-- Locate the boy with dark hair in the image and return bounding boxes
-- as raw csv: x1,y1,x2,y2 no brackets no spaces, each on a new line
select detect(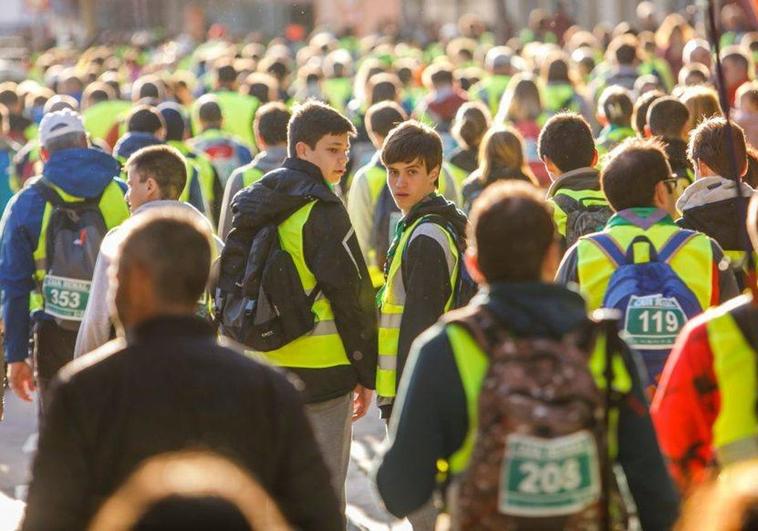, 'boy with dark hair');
376,180,679,531
632,89,664,137
557,138,738,387
219,100,377,517
219,102,290,238
347,101,408,287
539,112,611,251
677,116,755,289
596,86,636,159
376,119,468,418
113,105,166,163
647,96,694,194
